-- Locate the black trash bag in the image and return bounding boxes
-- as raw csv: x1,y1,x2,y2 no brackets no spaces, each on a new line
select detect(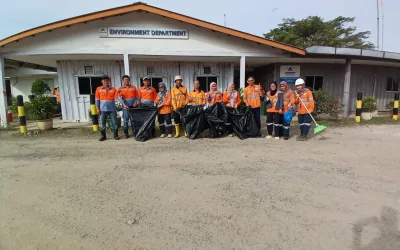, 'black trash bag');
127,107,158,142
176,105,205,140
203,102,228,138
226,107,259,140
